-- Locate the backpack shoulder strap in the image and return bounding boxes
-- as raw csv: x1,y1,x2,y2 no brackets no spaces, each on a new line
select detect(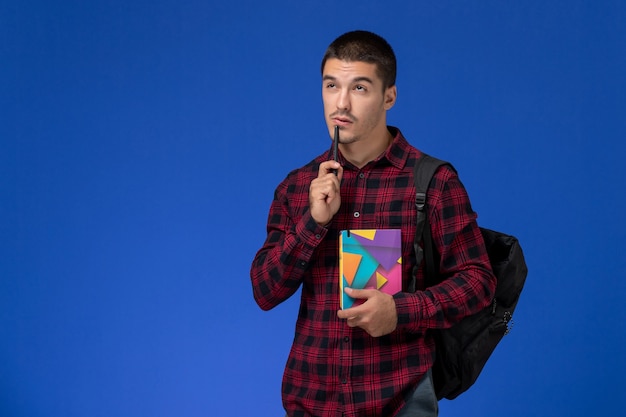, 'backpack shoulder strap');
410,153,450,292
